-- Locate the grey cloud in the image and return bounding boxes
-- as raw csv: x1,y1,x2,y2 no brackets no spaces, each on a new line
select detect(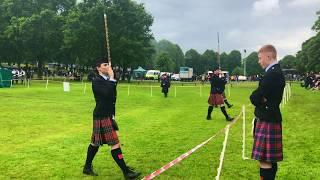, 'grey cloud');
135,0,319,58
